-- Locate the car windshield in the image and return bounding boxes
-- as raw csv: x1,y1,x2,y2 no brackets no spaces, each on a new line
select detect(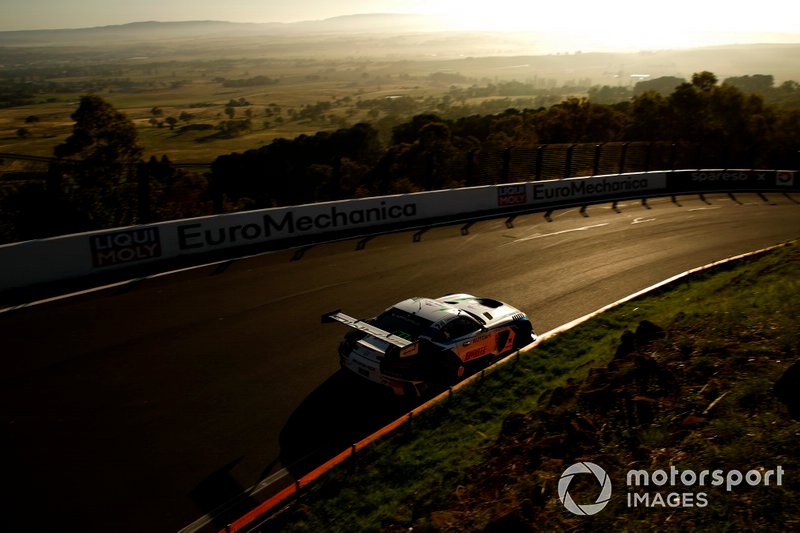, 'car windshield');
372,308,433,342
